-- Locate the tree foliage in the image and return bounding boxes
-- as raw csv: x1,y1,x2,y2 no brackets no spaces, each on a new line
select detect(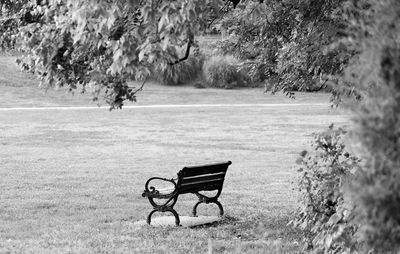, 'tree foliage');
0,0,360,102
0,0,37,50
214,0,356,97
1,0,357,102
1,0,228,108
